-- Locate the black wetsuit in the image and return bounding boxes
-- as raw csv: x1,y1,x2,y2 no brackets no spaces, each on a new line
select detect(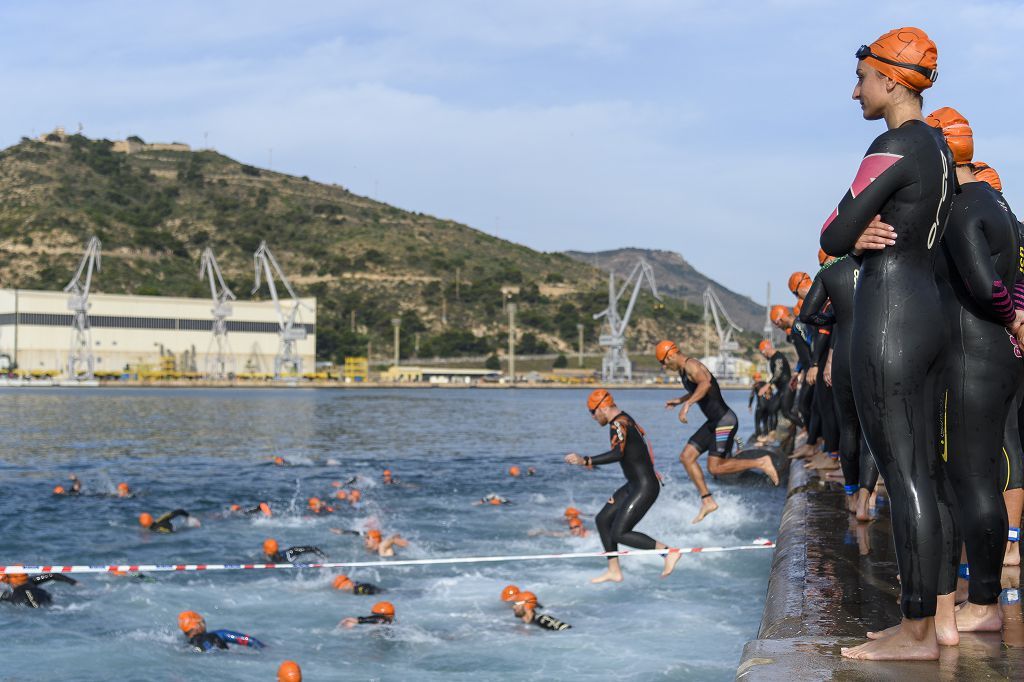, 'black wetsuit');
352,582,382,595
821,118,956,619
268,546,327,563
356,615,393,625
187,629,265,652
680,363,738,457
766,351,791,432
749,381,770,437
935,180,1023,606
147,509,190,533
587,412,660,553
0,574,76,608
786,322,813,427
527,612,571,631
800,258,879,494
